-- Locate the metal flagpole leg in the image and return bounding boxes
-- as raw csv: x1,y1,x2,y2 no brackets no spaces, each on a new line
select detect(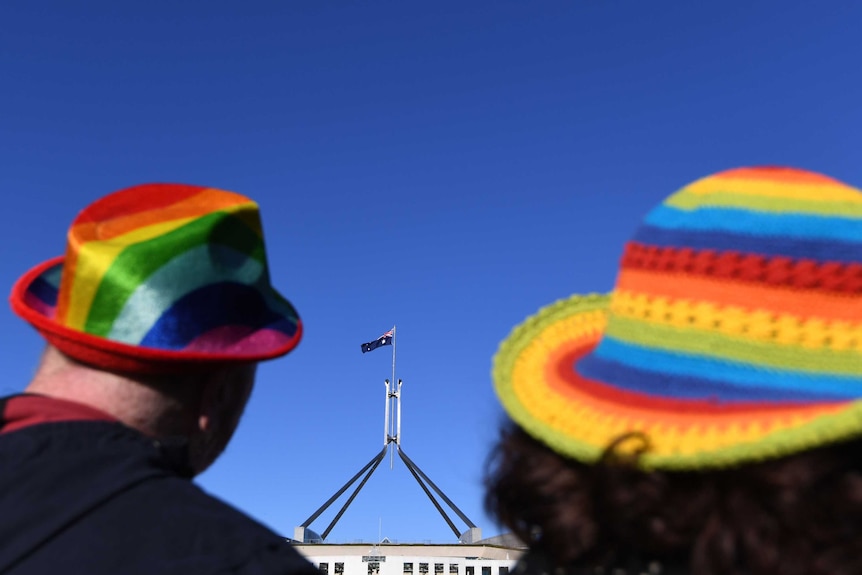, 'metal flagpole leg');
398,447,478,529
397,447,461,538
321,448,387,540
300,446,388,530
